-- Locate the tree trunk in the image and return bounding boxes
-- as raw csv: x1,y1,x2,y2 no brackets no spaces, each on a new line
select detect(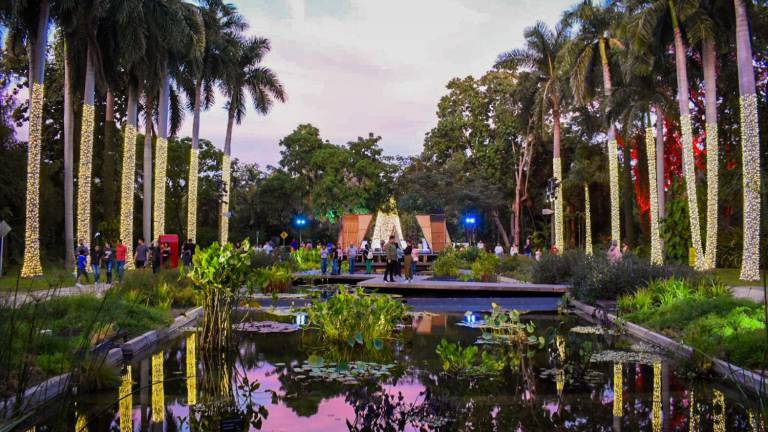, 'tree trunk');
153,63,171,239
63,40,75,271
584,184,592,255
76,42,96,250
20,0,50,278
120,83,139,269
702,37,719,270
734,0,761,281
103,88,117,221
491,210,511,249
655,104,665,219
621,133,635,247
646,114,663,264
220,111,235,244
143,96,153,244
670,0,704,268
552,100,564,251
600,36,621,245
187,78,202,242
